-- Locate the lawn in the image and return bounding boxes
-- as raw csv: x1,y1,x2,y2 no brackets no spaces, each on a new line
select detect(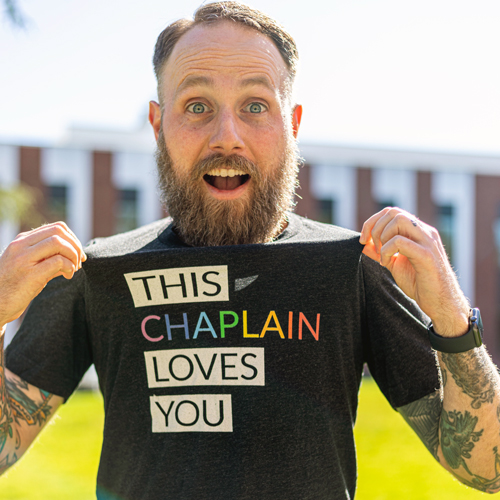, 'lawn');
0,377,491,499
355,377,489,499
